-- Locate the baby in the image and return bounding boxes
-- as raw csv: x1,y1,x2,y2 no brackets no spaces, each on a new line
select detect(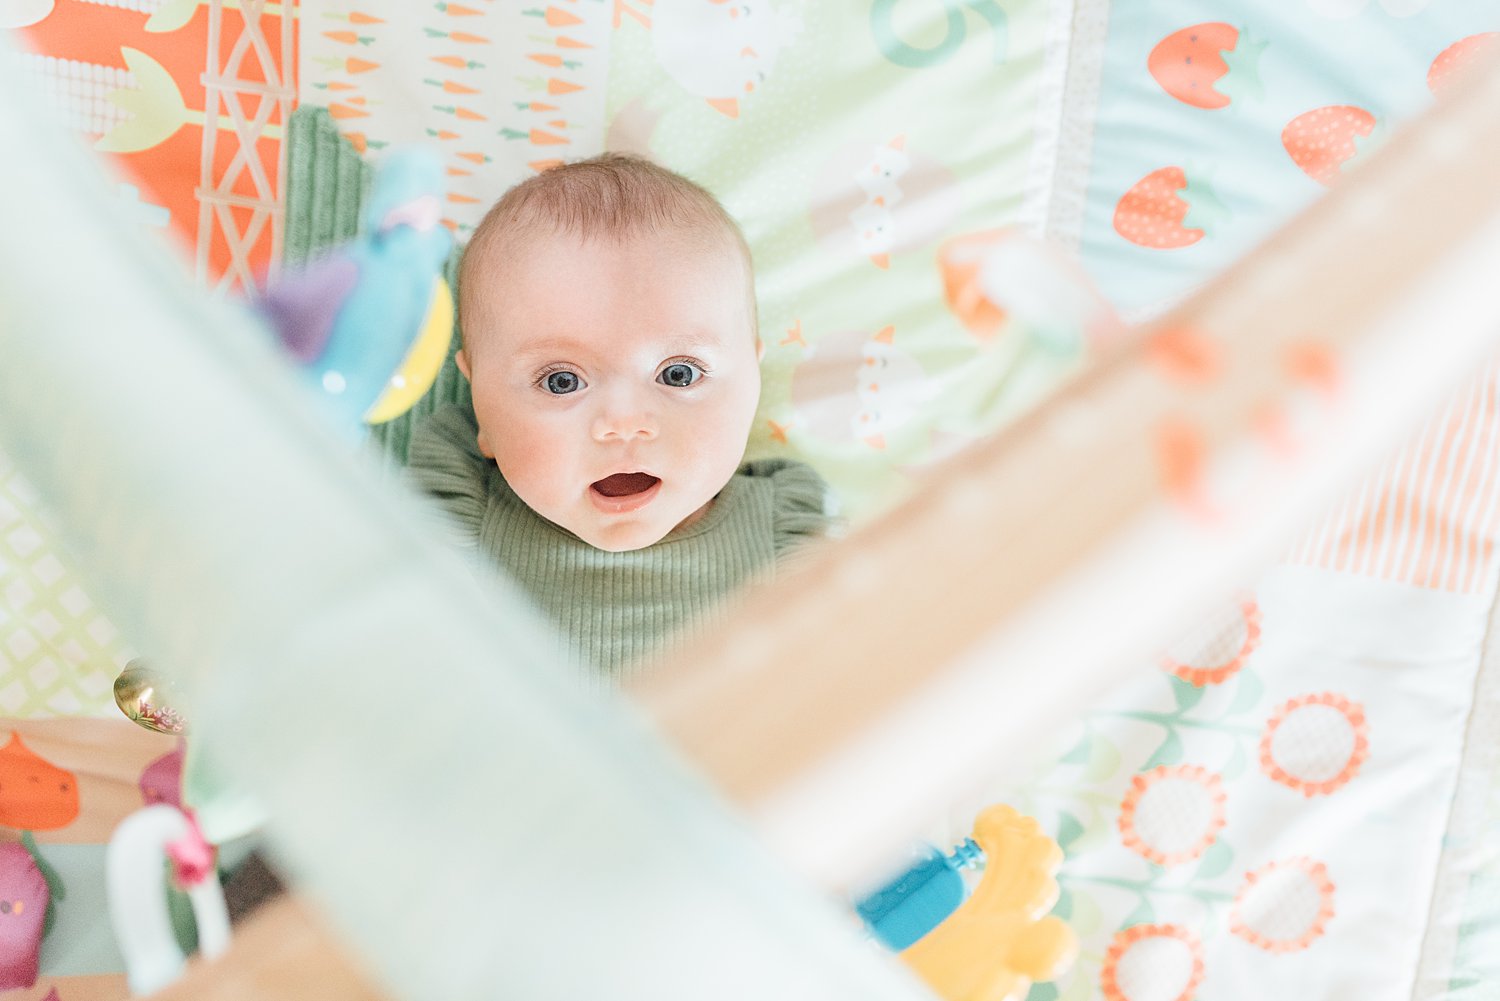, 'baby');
408,153,833,677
